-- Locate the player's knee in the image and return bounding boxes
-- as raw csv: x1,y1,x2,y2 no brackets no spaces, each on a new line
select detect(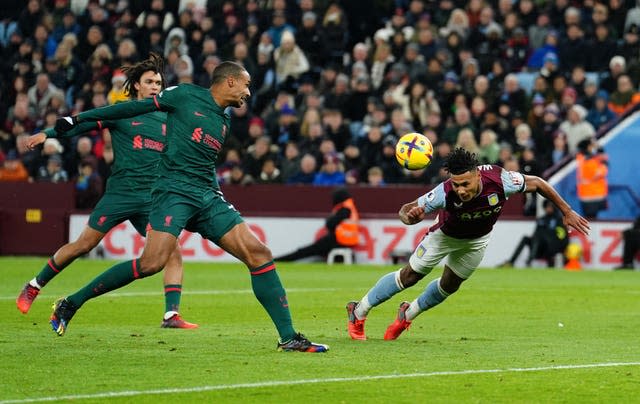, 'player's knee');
399,265,424,288
440,267,464,294
139,255,168,275
246,242,273,268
